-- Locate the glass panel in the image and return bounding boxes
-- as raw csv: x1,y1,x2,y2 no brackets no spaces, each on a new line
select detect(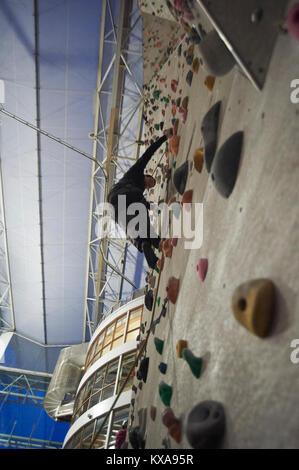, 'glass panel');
95,333,104,355
81,421,95,449
102,384,115,401
114,315,126,340
104,359,119,386
126,329,139,342
101,344,111,357
92,415,109,449
108,406,129,449
104,324,114,346
111,336,123,350
89,389,102,408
